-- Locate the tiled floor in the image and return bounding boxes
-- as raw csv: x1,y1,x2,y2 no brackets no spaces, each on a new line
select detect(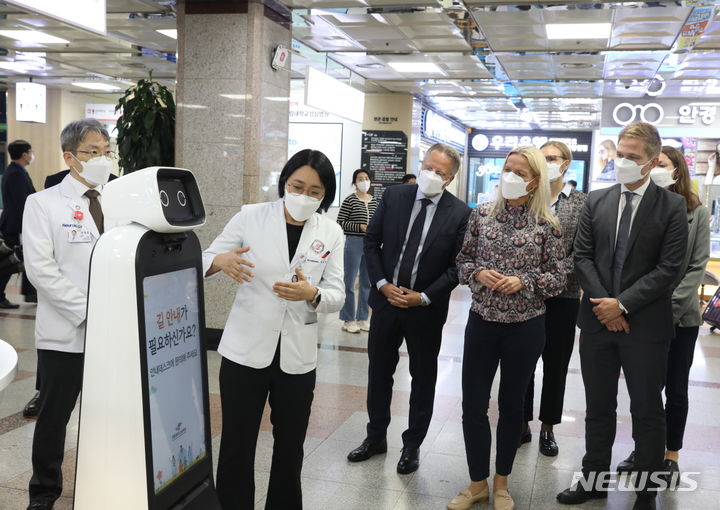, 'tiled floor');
1,279,720,510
